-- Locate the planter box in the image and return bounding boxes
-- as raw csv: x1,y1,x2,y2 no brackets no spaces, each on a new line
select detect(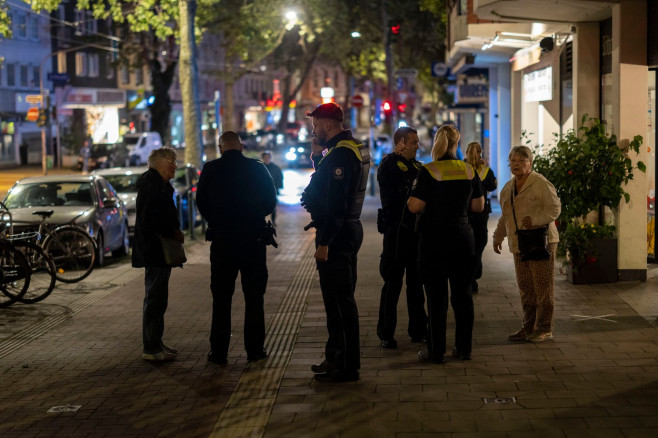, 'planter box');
566,238,618,284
